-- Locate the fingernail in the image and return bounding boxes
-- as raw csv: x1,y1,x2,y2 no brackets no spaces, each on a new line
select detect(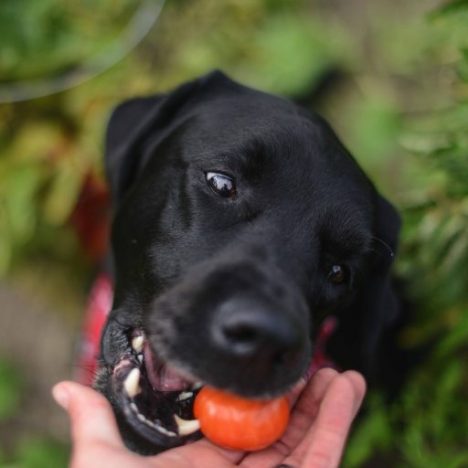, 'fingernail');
52,383,70,410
